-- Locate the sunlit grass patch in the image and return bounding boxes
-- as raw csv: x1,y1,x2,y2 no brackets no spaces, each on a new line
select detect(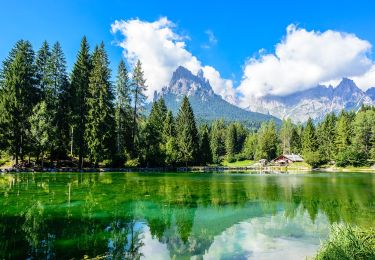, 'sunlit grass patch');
315,224,375,260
